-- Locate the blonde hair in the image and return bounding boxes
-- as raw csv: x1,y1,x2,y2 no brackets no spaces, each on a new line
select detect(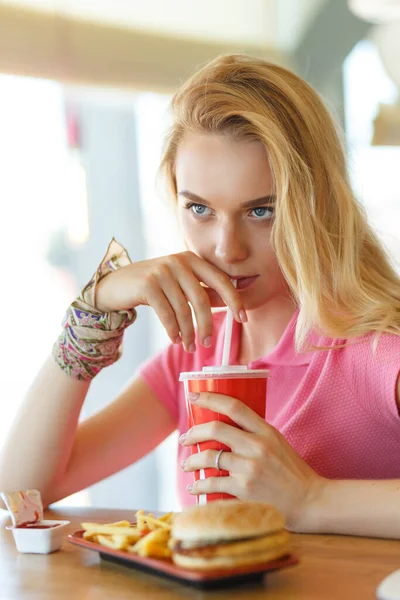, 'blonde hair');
160,54,400,349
